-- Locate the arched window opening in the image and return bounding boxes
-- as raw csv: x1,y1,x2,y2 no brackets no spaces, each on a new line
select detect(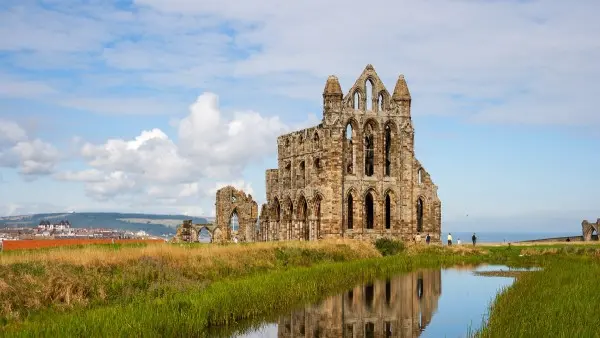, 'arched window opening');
285,138,290,147
298,161,306,188
347,194,353,230
287,201,293,240
385,125,392,177
353,91,360,109
385,194,391,230
345,124,354,175
417,198,424,233
364,124,374,177
378,93,384,112
313,132,320,149
198,227,212,243
418,168,423,184
275,200,281,222
314,158,321,171
365,79,373,111
229,211,239,232
315,197,322,240
417,276,424,299
301,198,309,240
284,162,291,188
365,192,374,229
